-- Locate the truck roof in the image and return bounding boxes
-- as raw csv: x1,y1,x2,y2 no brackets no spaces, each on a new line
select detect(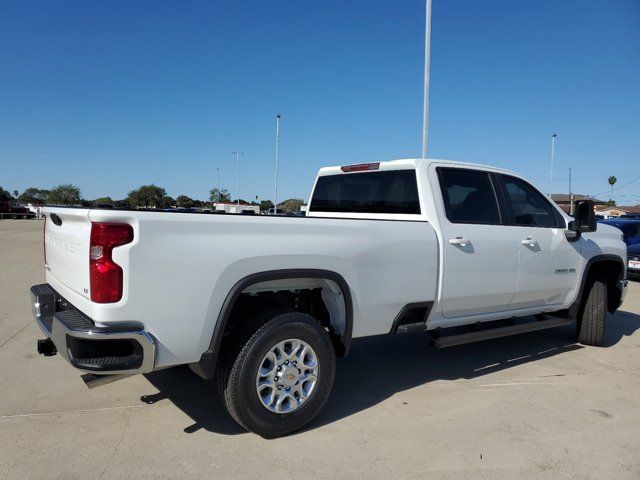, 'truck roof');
317,158,518,176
